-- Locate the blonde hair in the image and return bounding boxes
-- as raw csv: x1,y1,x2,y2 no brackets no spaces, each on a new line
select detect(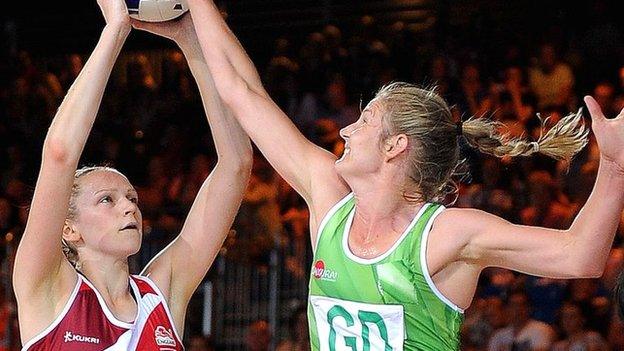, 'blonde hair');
62,166,127,270
374,82,588,203
461,110,588,160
